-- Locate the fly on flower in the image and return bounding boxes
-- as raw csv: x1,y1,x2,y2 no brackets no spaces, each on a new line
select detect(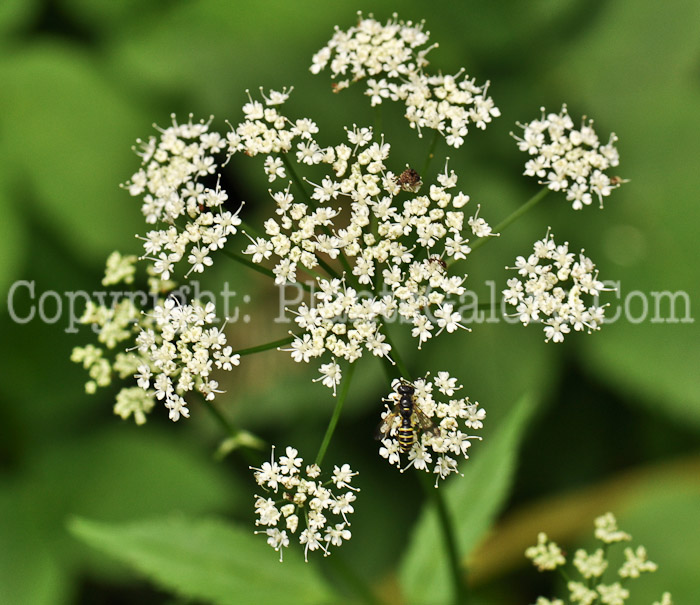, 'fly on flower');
375,380,439,454
377,373,485,485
